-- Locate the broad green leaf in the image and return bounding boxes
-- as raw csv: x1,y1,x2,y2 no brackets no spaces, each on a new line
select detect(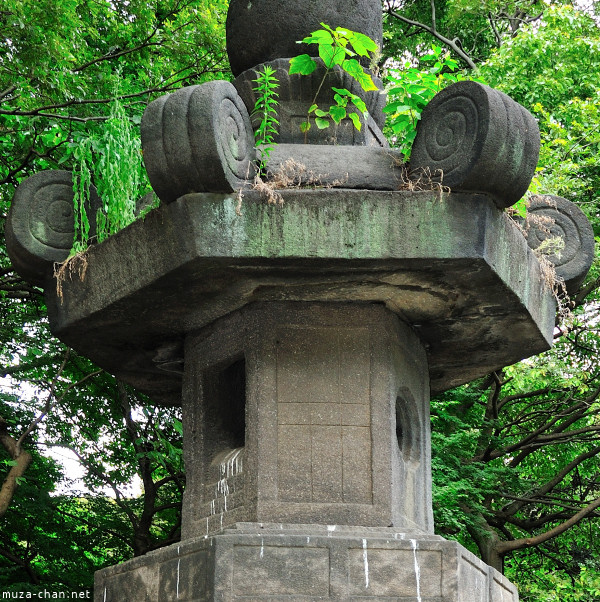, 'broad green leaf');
289,54,318,75
348,112,362,131
341,58,378,91
315,117,330,129
329,105,346,124
350,96,367,114
302,30,333,45
383,102,411,114
333,93,348,107
300,121,311,133
331,86,353,97
319,43,345,68
347,31,379,56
